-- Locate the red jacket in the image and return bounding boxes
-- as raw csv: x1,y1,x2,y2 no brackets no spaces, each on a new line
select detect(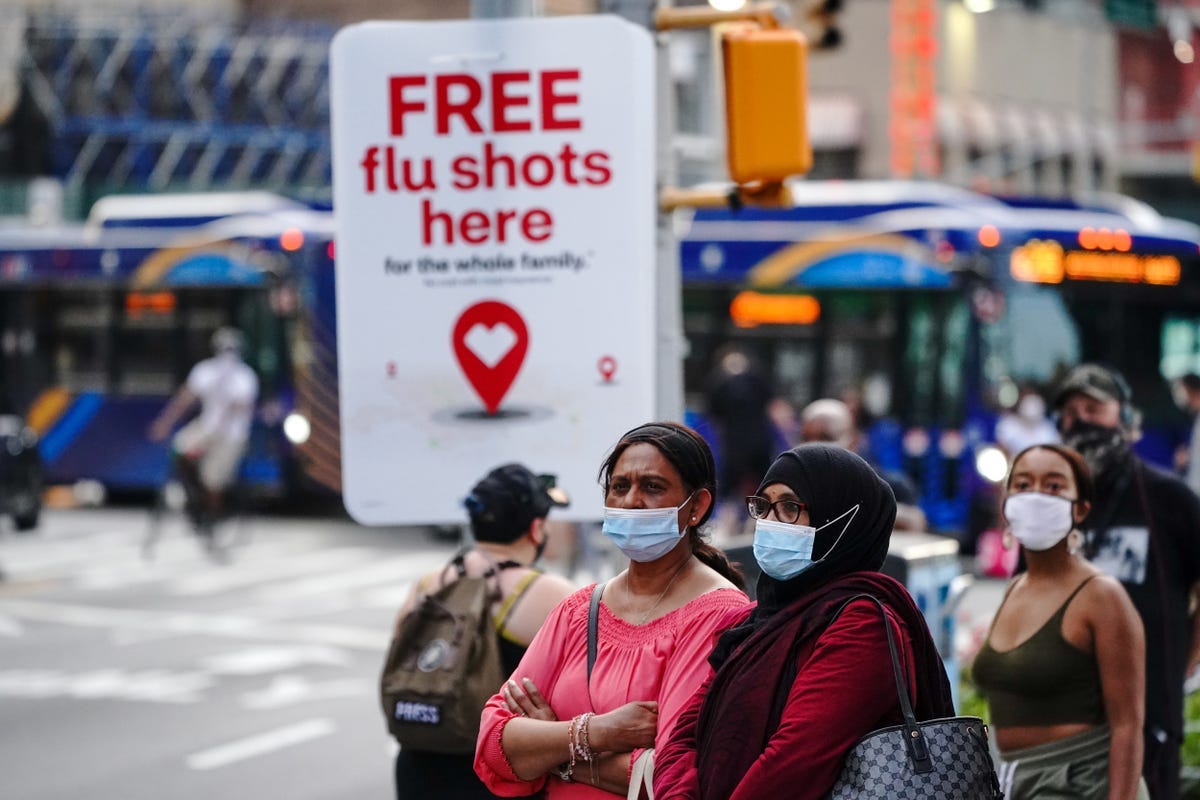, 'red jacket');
655,599,920,800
